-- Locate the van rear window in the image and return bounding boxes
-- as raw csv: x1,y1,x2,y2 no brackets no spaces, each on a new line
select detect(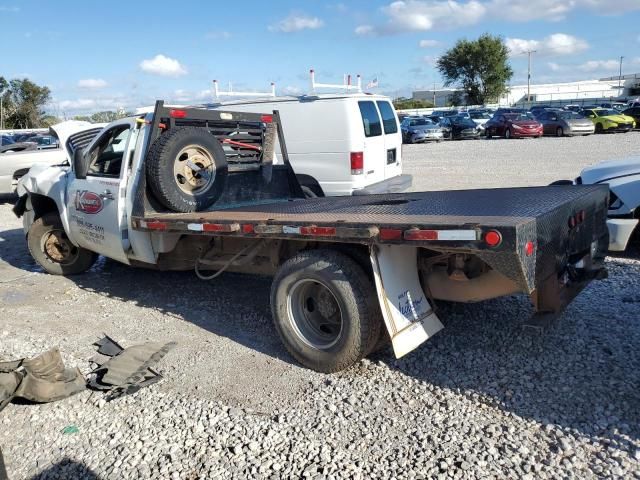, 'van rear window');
376,101,398,134
358,101,382,137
